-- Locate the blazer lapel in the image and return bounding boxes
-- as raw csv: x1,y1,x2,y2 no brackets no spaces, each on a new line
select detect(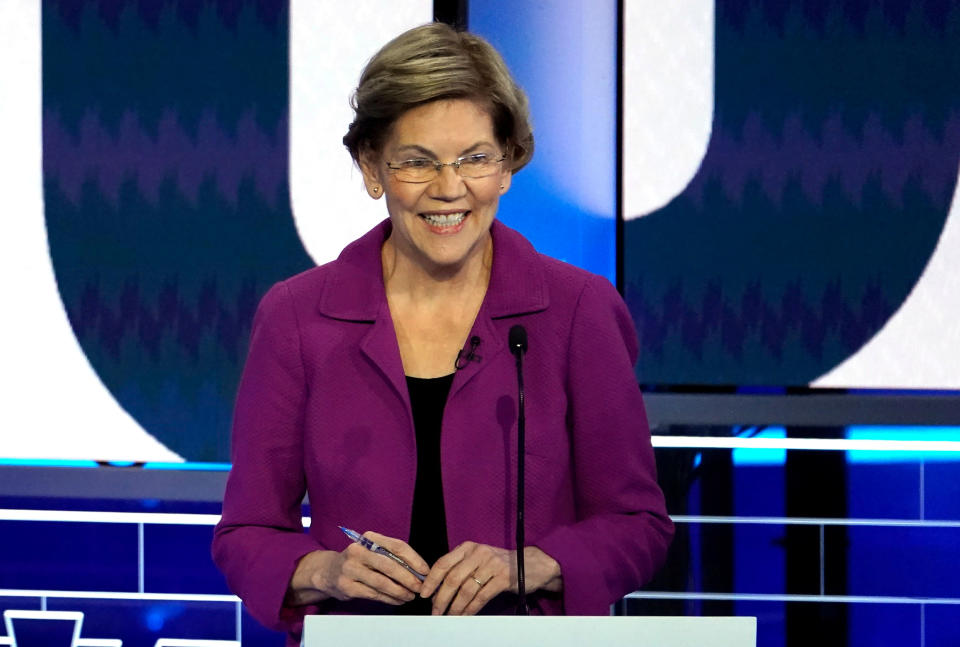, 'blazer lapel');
359,301,411,409
448,302,508,399
448,221,550,399
316,220,411,407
